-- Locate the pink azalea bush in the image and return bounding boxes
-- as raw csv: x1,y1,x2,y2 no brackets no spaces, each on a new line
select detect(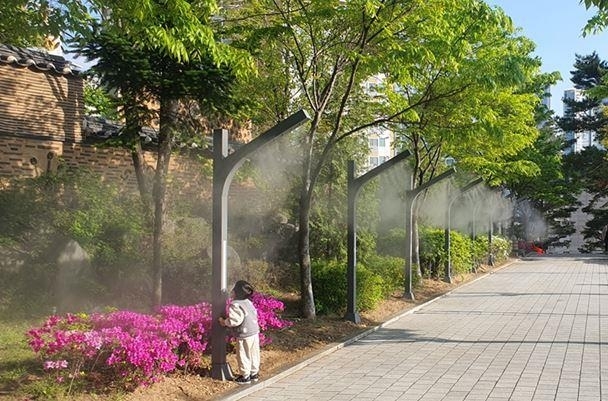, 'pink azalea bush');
27,294,292,390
